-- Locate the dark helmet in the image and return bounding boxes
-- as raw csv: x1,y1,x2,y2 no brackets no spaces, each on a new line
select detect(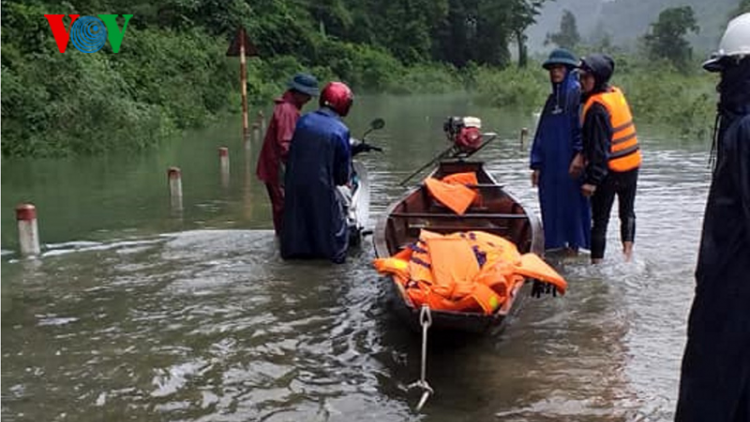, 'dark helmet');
542,48,578,70
320,82,353,117
578,53,615,89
